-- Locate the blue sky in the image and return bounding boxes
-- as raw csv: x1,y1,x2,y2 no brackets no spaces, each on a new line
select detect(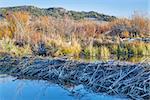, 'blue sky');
0,0,149,17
